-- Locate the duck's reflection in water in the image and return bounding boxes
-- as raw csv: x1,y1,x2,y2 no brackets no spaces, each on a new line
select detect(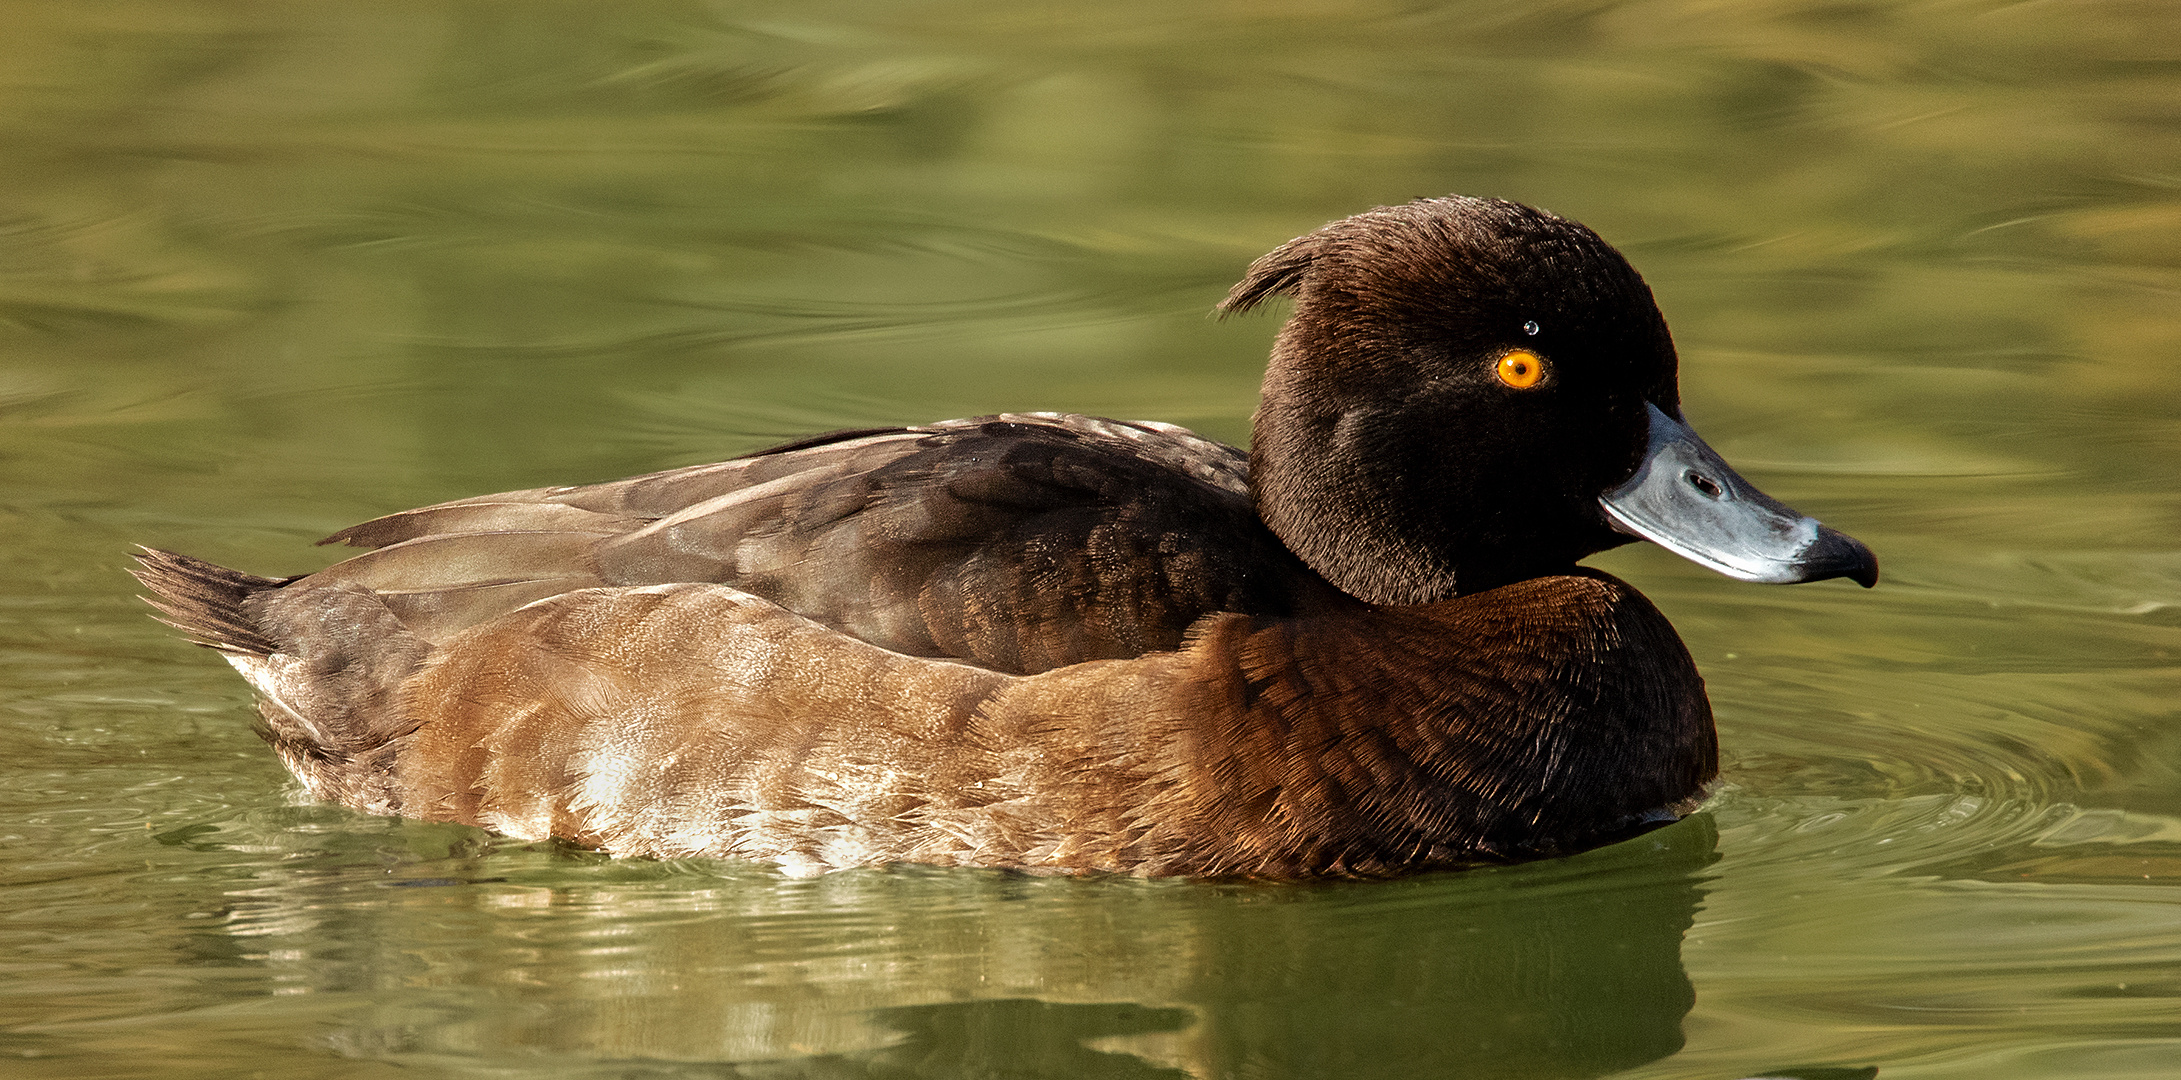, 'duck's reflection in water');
216,815,1715,1079
834,825,1709,1080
